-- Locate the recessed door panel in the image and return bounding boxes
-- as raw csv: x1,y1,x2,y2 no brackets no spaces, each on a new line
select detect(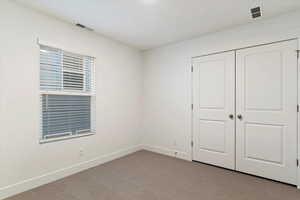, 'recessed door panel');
236,40,298,185
199,120,226,153
199,60,225,109
245,51,283,111
245,123,284,164
193,51,235,170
